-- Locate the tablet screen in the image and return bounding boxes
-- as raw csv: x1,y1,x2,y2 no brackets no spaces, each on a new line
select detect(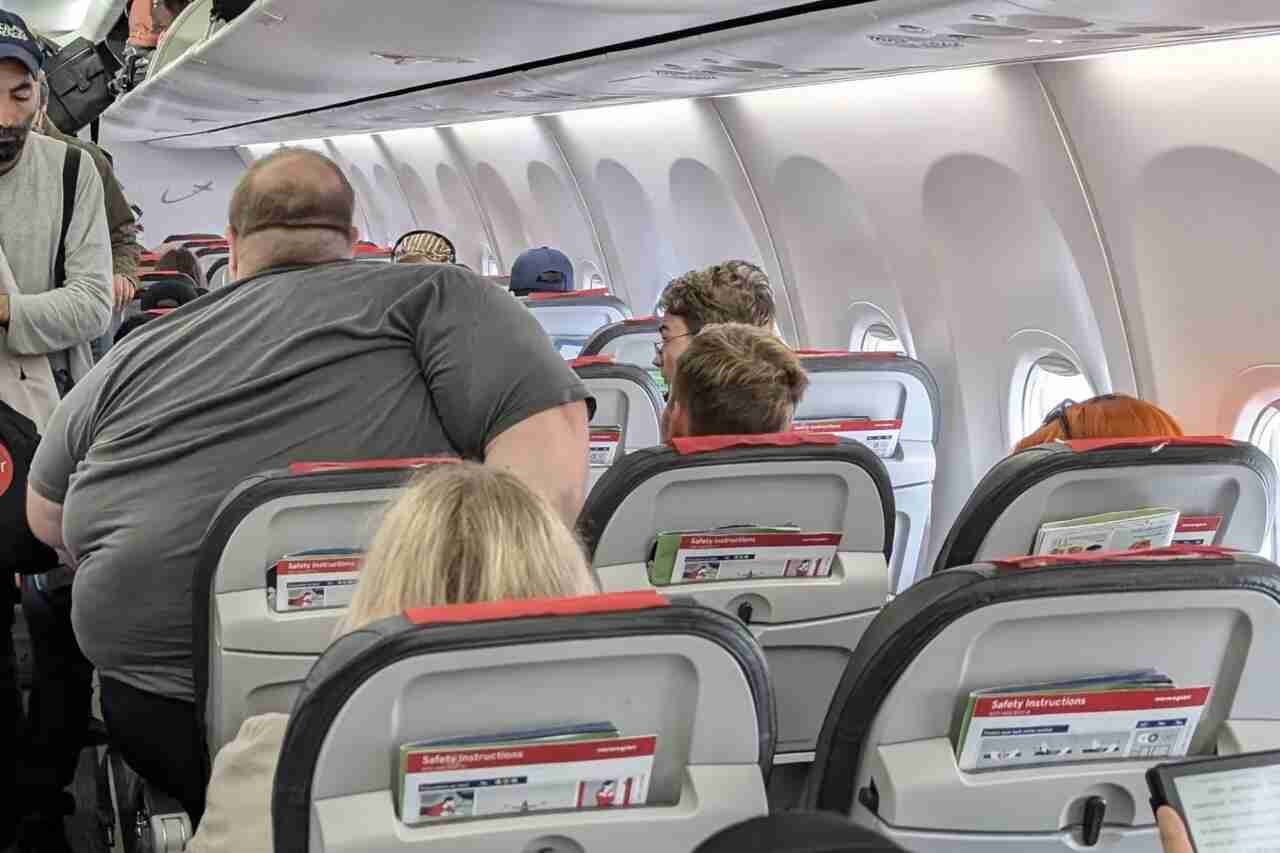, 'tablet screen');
1174,762,1280,850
